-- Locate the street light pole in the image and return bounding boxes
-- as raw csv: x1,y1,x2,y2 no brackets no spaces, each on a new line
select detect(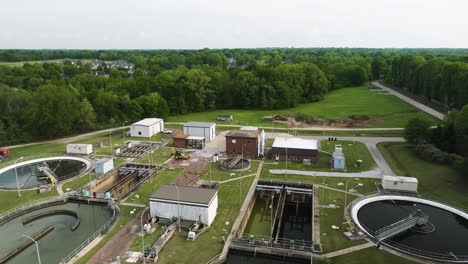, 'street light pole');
344,178,360,216
22,235,41,264
175,184,181,232
122,121,128,145
14,157,24,197
140,207,149,264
